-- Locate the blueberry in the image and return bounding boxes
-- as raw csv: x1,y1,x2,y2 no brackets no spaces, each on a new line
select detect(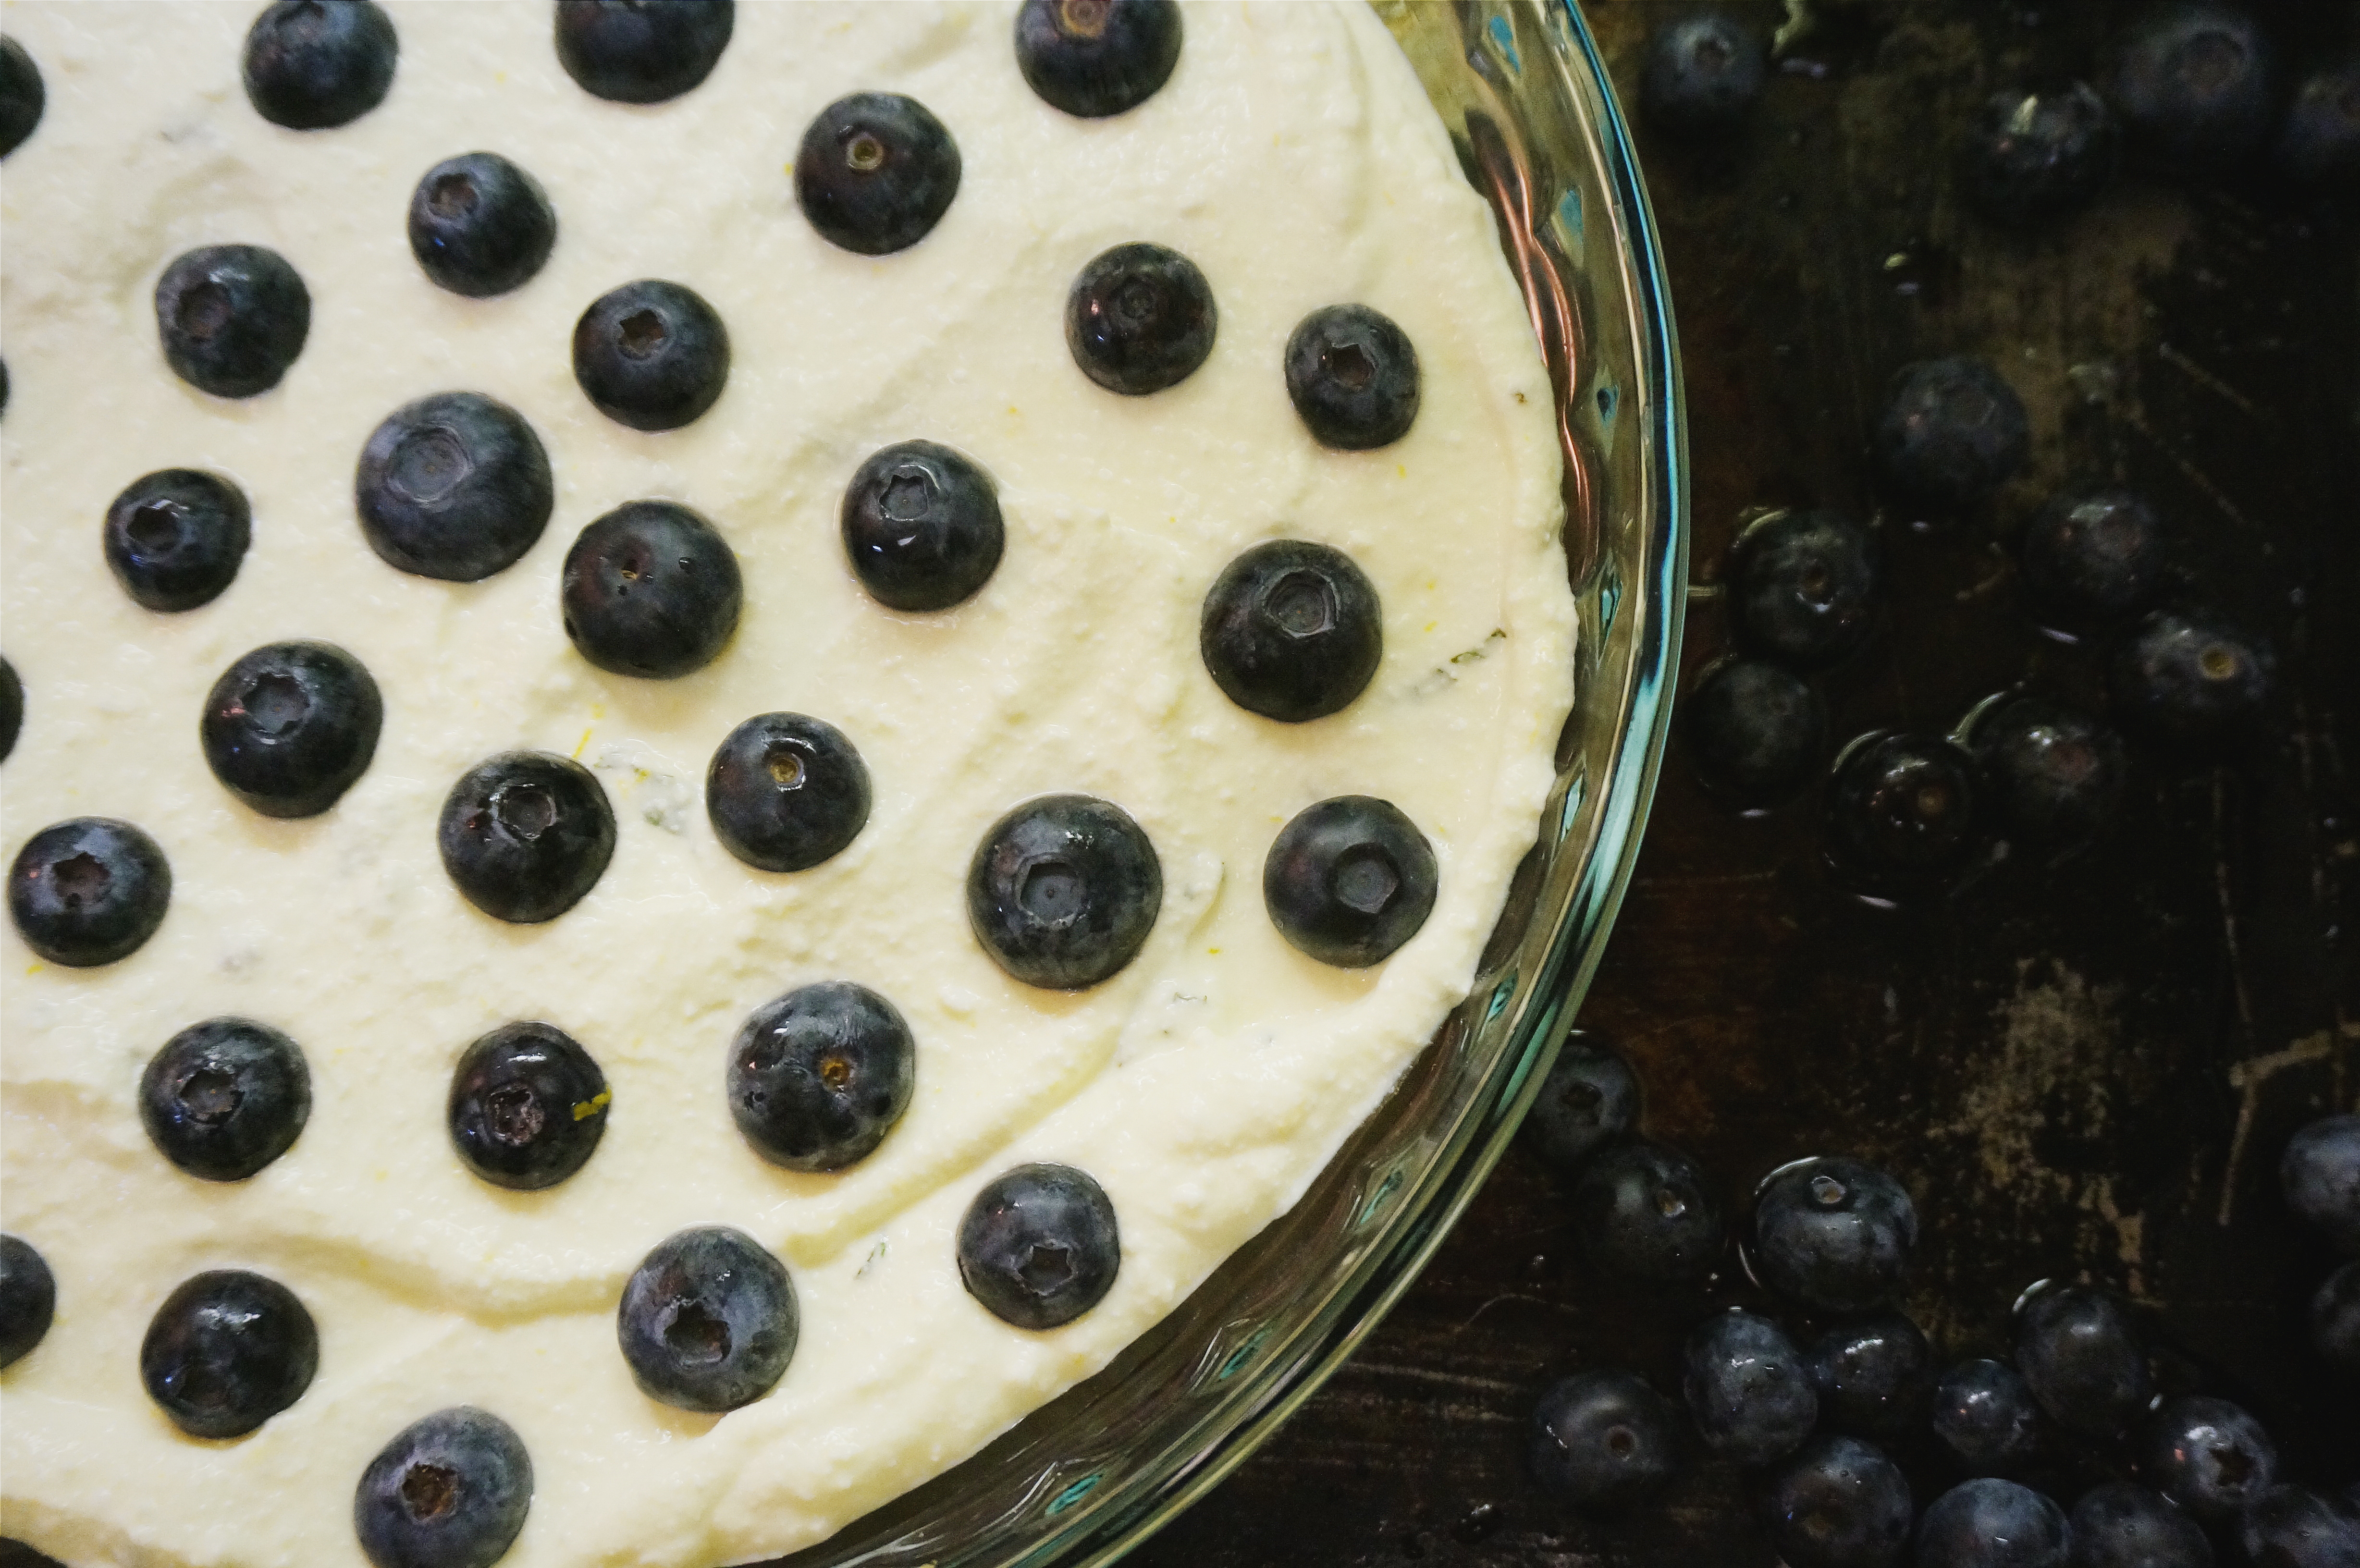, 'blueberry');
154,245,310,399
2019,489,2165,630
2109,611,2276,751
1760,1434,1915,1568
1527,1369,1683,1515
1968,699,2126,850
2068,1482,2214,1568
1570,1139,1724,1284
1752,1157,1918,1312
727,981,914,1173
1,35,44,158
1685,658,1827,808
1807,1313,1933,1440
956,1162,1121,1330
571,279,730,431
617,1225,797,1412
139,1269,318,1439
1199,539,1382,722
705,712,871,873
8,817,171,968
1872,358,2030,511
1682,1309,1818,1465
1826,733,1982,889
2100,3,2277,169
2275,63,2360,188
103,469,253,613
139,1017,311,1182
2313,1261,2360,1376
967,794,1161,990
437,752,615,924
0,655,17,763
794,92,960,257
407,152,557,299
1065,241,1216,395
2014,1285,2151,1440
201,640,383,818
2239,1485,2360,1568
1283,304,1420,451
1931,1359,2043,1477
447,1021,608,1191
1640,11,1768,135
554,0,733,105
2141,1396,2276,1528
2280,1115,2360,1253
1962,84,2120,226
1263,796,1437,968
0,1235,55,1370
1523,1034,1640,1176
242,0,396,131
1729,509,1880,669
354,1407,532,1568
355,392,554,582
839,440,1004,612
1918,1479,2071,1568
560,500,742,678
1014,0,1182,119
